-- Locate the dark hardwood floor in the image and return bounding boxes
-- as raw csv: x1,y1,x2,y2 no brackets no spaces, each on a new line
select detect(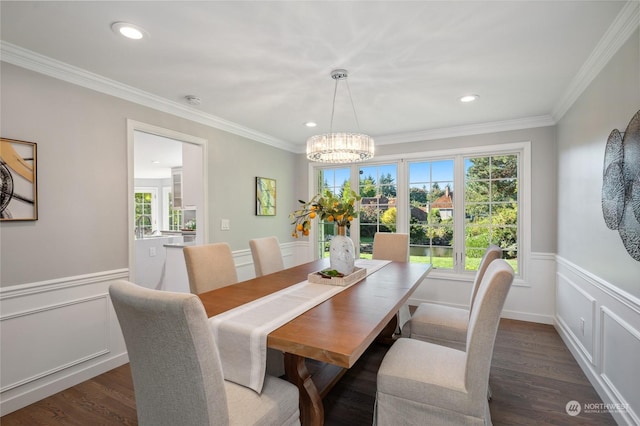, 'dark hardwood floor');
2,319,616,425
